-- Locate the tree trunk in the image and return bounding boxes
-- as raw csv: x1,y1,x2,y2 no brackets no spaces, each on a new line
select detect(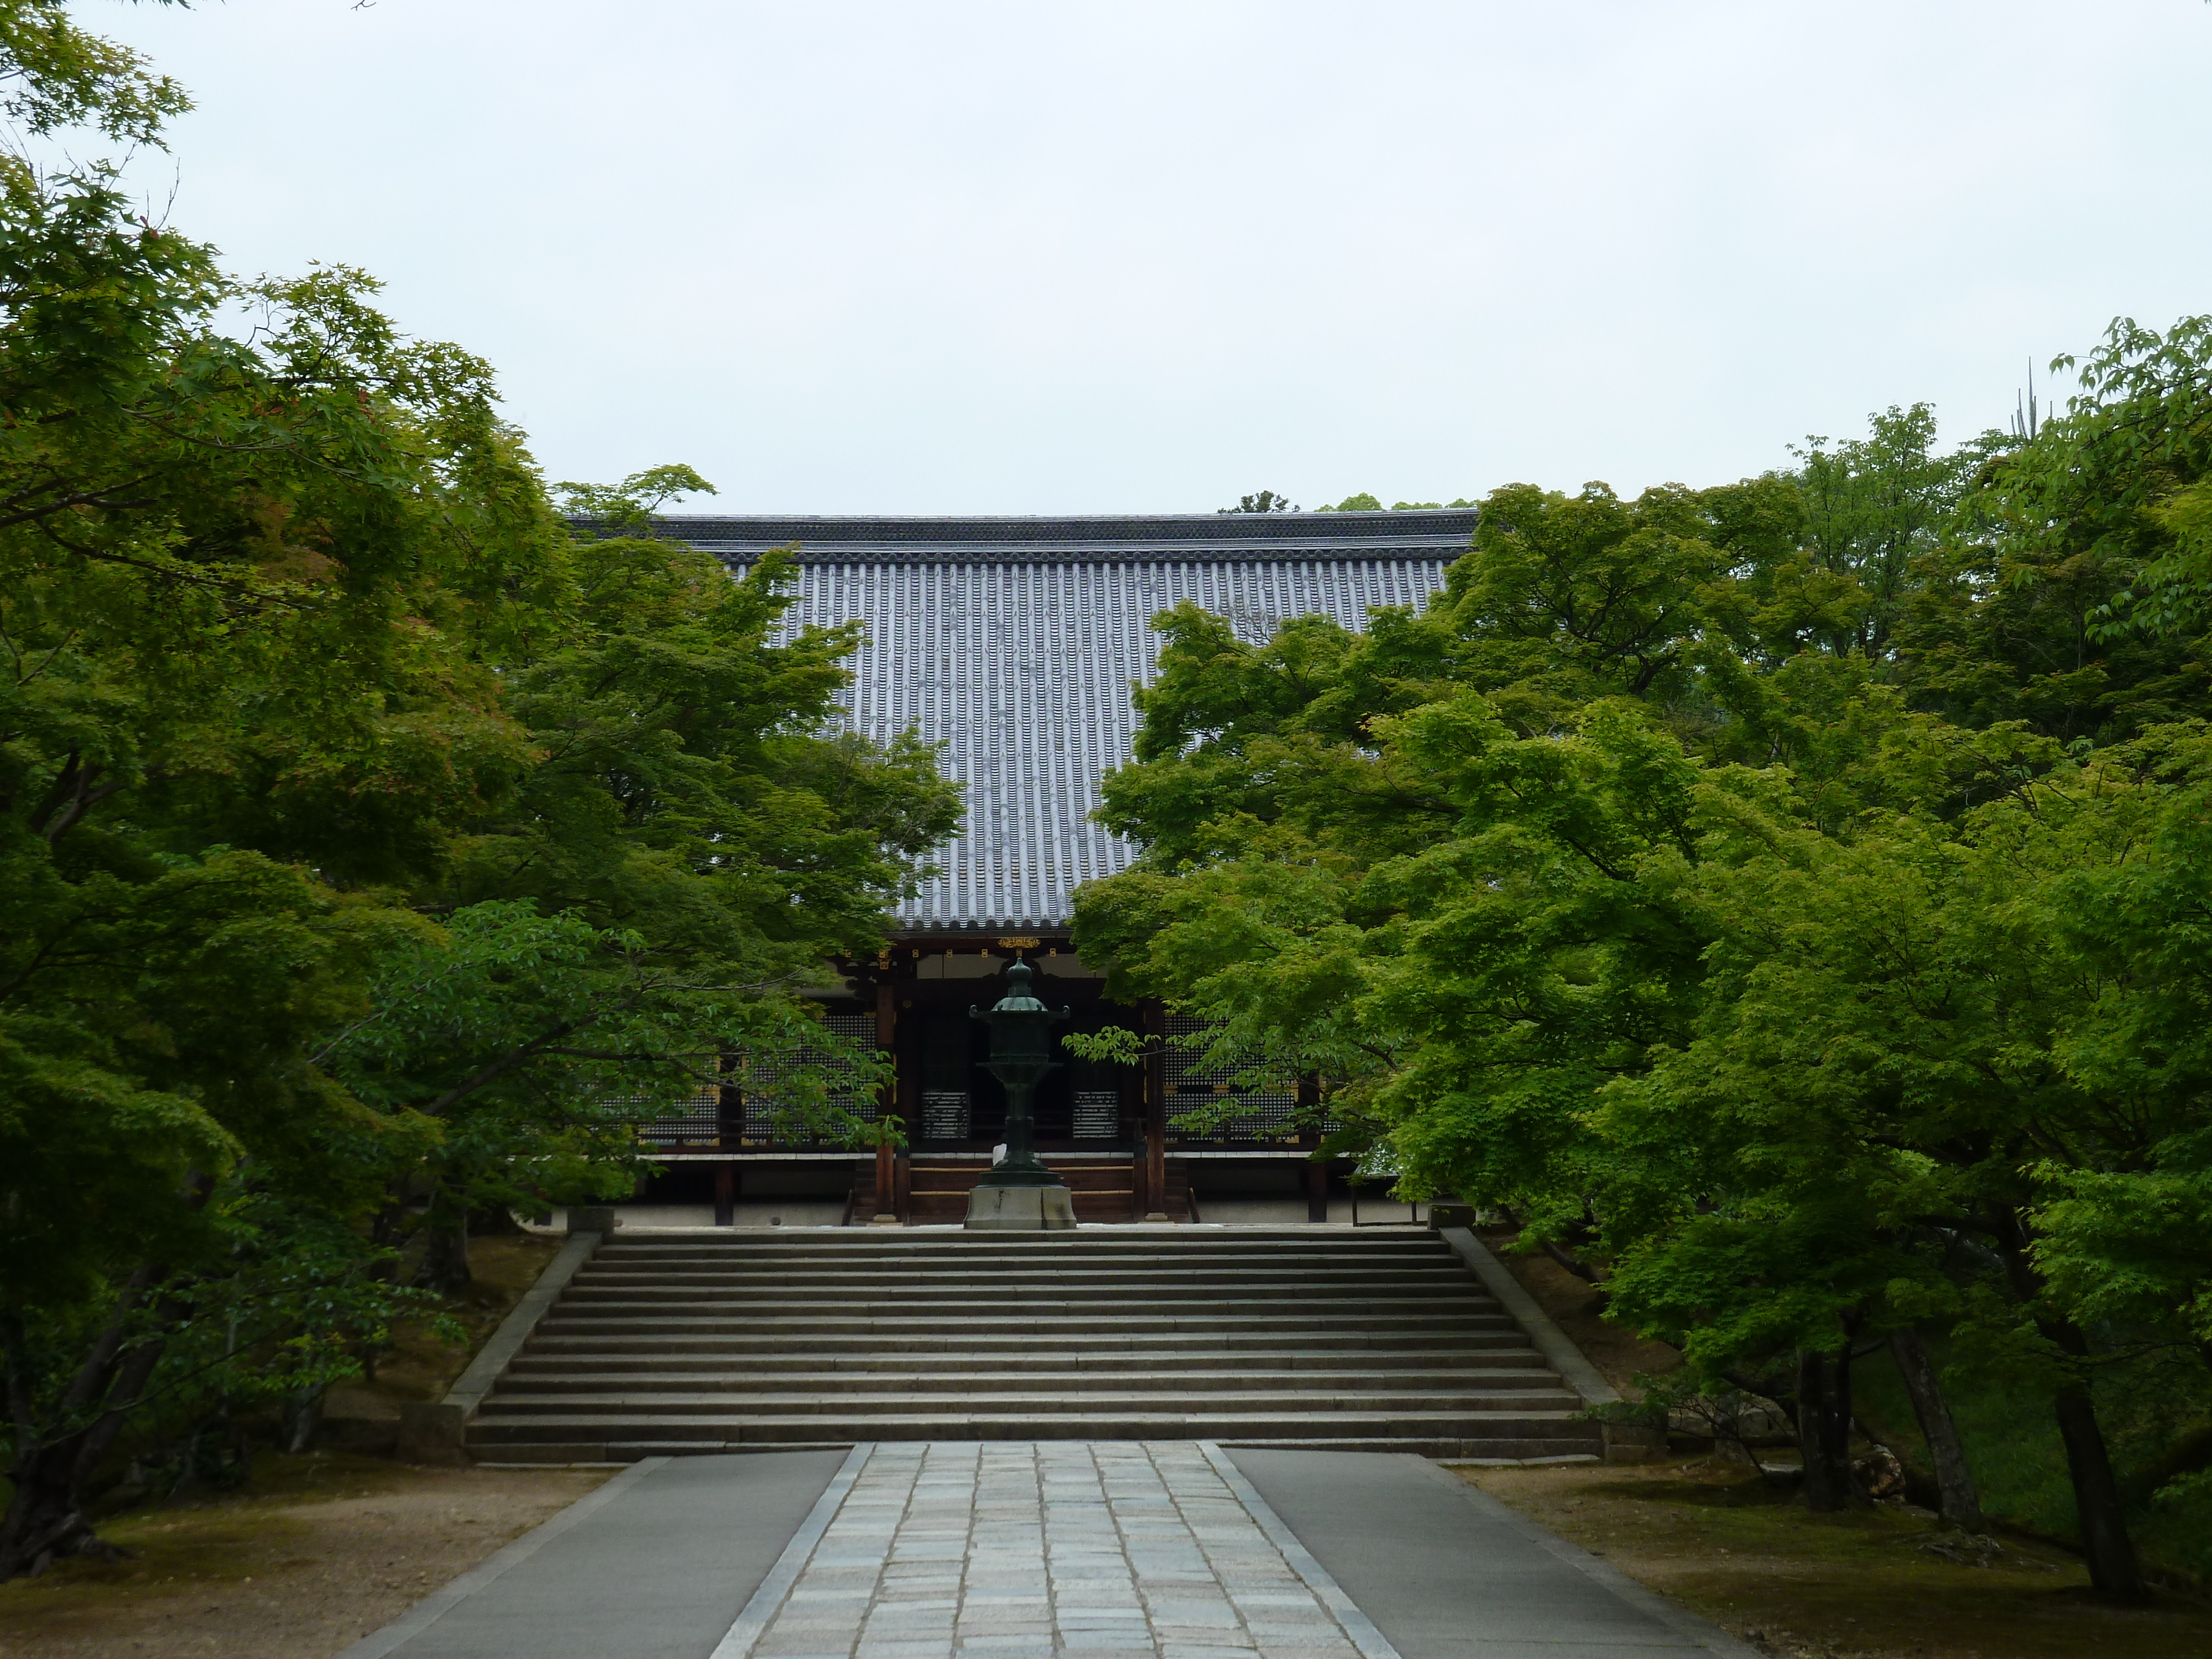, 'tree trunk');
414,1194,473,1295
279,1385,325,1455
0,1286,172,1581
2048,1338,2147,1600
1538,1239,1604,1284
1889,1328,1986,1532
0,1442,121,1579
468,1202,523,1238
1990,1208,2146,1601
1796,1346,1854,1512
